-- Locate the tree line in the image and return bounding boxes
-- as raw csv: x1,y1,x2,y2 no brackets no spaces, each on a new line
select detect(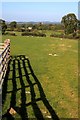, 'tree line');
0,20,63,34
0,13,80,38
